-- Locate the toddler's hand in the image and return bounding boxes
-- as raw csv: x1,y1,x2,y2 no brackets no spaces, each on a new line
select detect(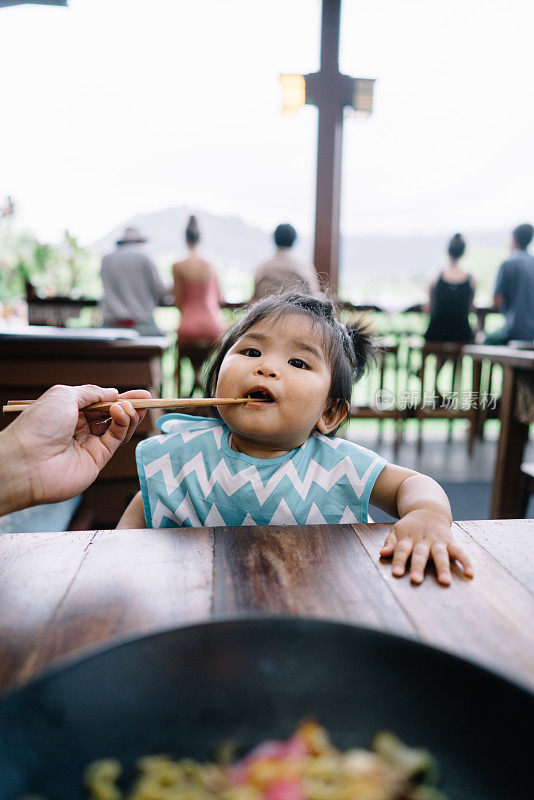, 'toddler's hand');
379,510,474,586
